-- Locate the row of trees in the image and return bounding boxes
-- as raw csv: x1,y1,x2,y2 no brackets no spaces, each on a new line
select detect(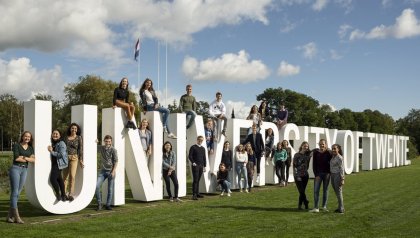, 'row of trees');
0,75,418,158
